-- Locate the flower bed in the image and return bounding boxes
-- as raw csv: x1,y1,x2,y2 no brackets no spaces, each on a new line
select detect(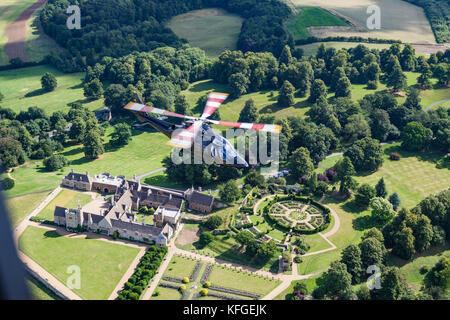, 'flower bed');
208,285,261,299
189,262,203,282
162,276,183,283
200,264,213,284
